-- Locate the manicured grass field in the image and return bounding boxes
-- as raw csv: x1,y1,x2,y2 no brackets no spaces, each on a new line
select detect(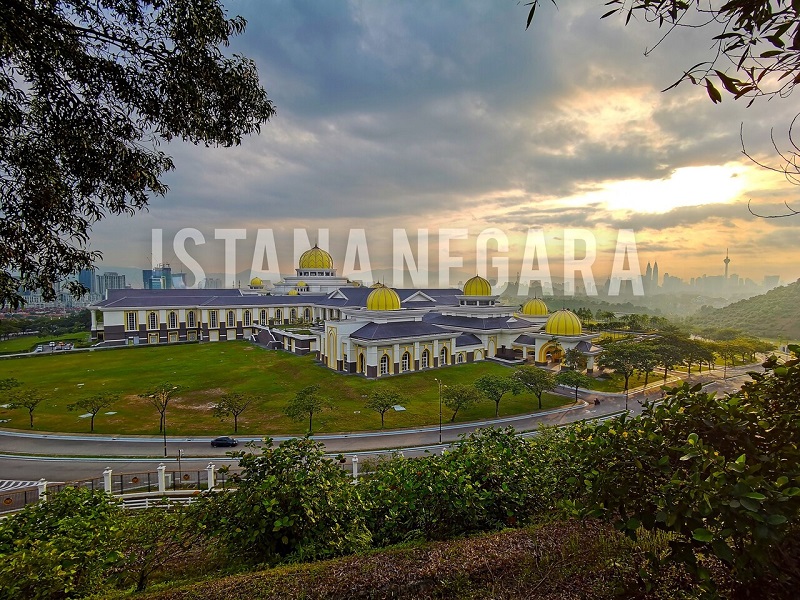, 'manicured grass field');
0,332,90,354
0,342,572,435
